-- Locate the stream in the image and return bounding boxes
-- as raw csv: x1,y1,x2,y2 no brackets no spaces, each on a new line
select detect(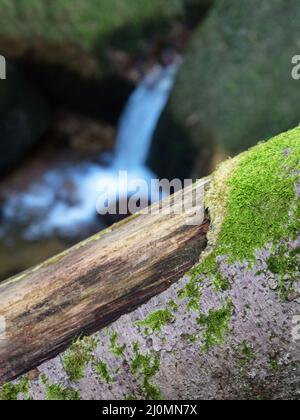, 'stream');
0,62,180,243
